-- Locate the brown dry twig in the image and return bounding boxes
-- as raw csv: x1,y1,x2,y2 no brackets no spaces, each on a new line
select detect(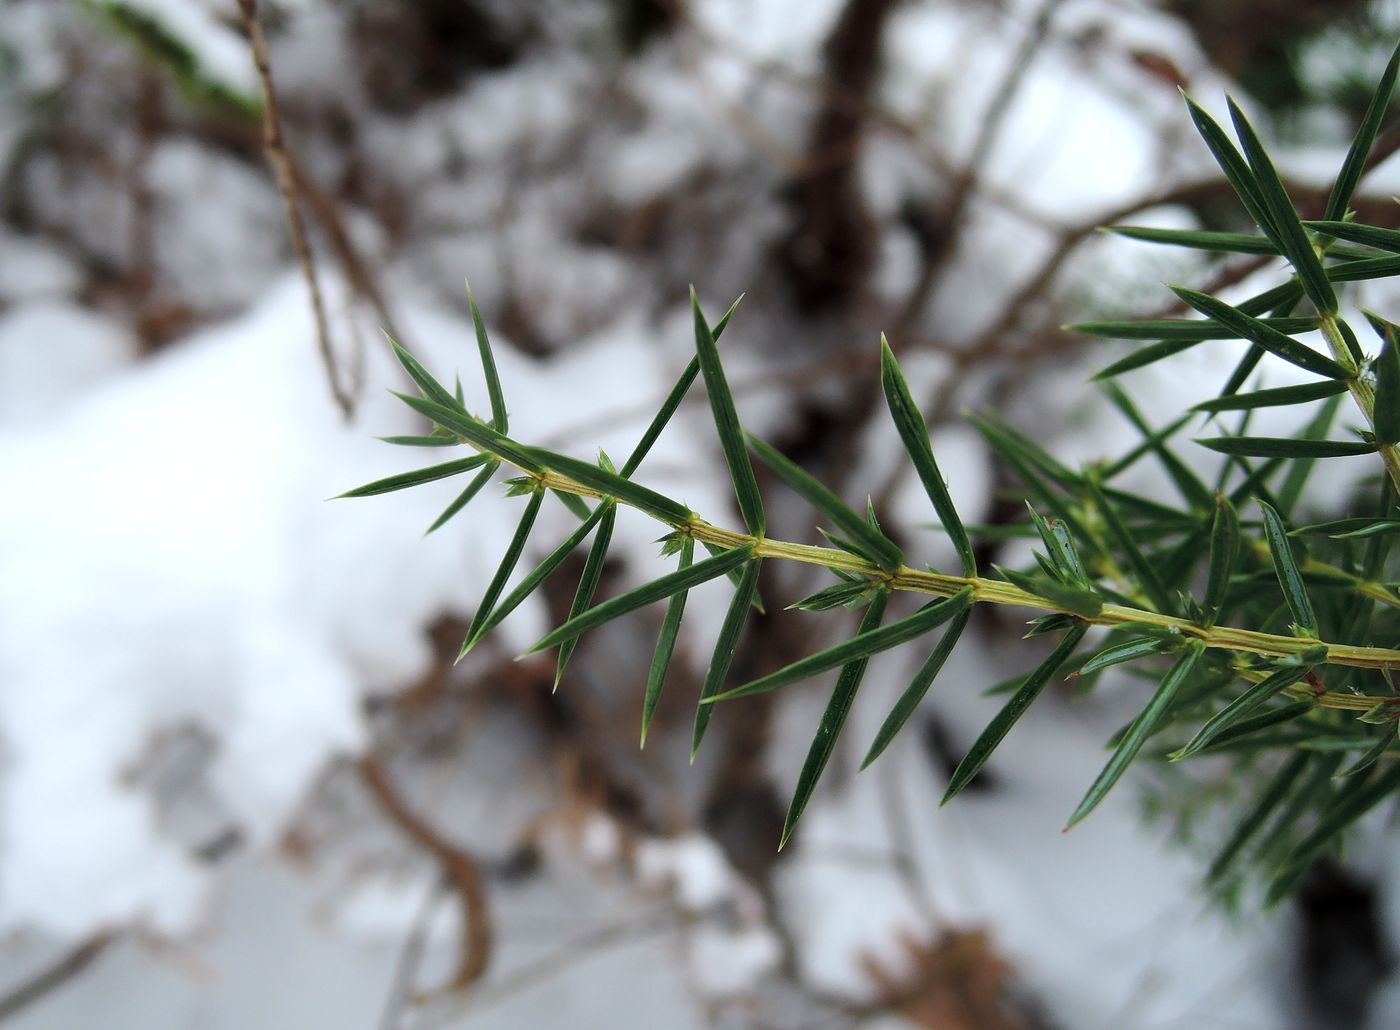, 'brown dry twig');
287,153,405,362
893,0,1066,339
777,0,903,310
0,931,115,1025
236,0,356,420
860,928,1033,1030
376,874,448,1030
357,755,493,993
